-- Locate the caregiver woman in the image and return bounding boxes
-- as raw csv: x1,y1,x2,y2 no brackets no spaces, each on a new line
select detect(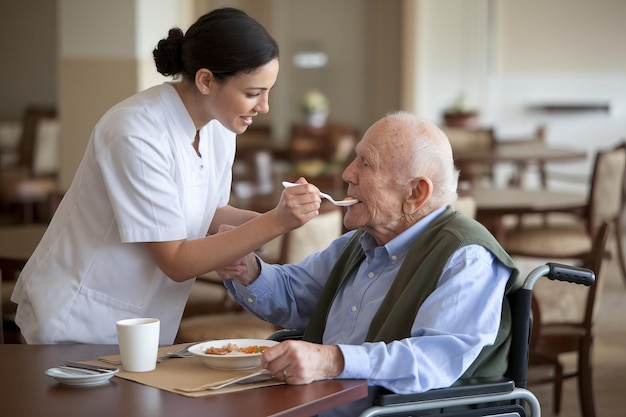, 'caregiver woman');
12,8,321,344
